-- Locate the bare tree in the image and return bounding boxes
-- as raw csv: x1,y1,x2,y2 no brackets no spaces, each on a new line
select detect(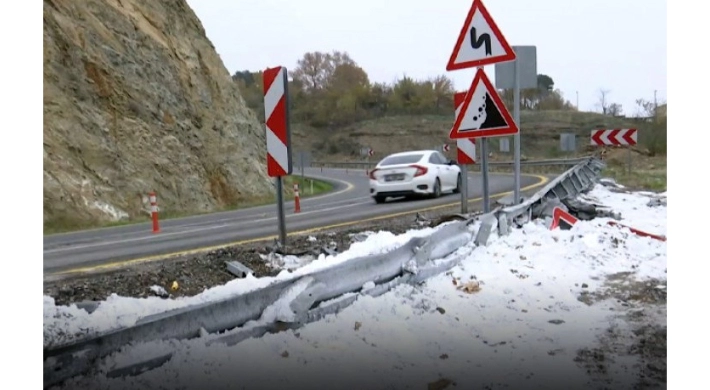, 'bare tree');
634,98,659,118
607,103,623,117
596,89,611,115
